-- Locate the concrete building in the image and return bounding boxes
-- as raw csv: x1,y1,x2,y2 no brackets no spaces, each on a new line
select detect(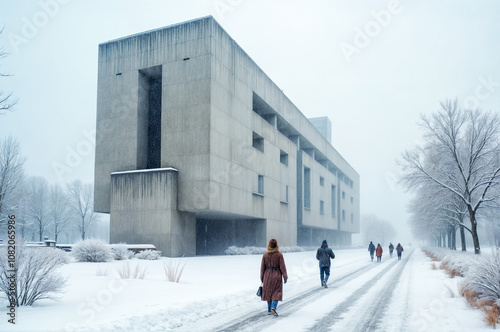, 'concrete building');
94,16,360,256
